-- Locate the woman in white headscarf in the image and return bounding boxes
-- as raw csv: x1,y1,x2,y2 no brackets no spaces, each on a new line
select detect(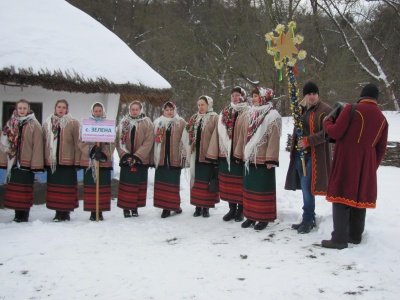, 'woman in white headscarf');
207,86,250,223
153,101,186,218
0,99,44,222
116,101,154,218
79,102,114,221
183,95,219,218
234,87,281,231
43,99,80,222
